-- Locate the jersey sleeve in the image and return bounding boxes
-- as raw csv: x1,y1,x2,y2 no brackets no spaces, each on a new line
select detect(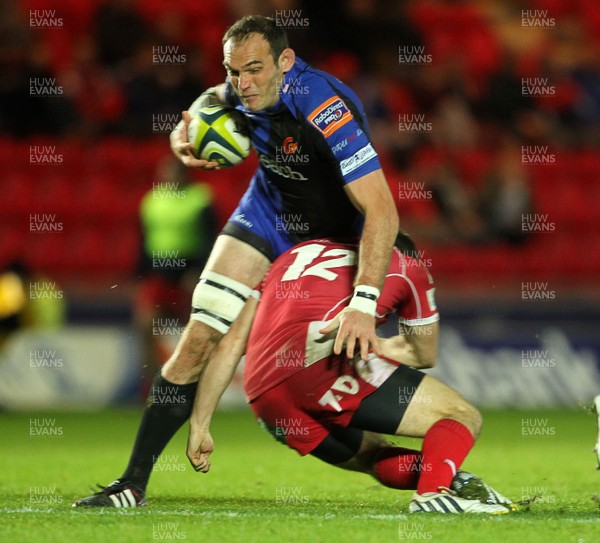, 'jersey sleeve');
377,249,439,328
284,66,382,184
393,255,439,326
